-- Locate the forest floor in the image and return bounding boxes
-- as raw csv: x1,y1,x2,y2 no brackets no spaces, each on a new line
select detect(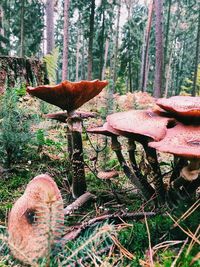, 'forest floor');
0,90,199,267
